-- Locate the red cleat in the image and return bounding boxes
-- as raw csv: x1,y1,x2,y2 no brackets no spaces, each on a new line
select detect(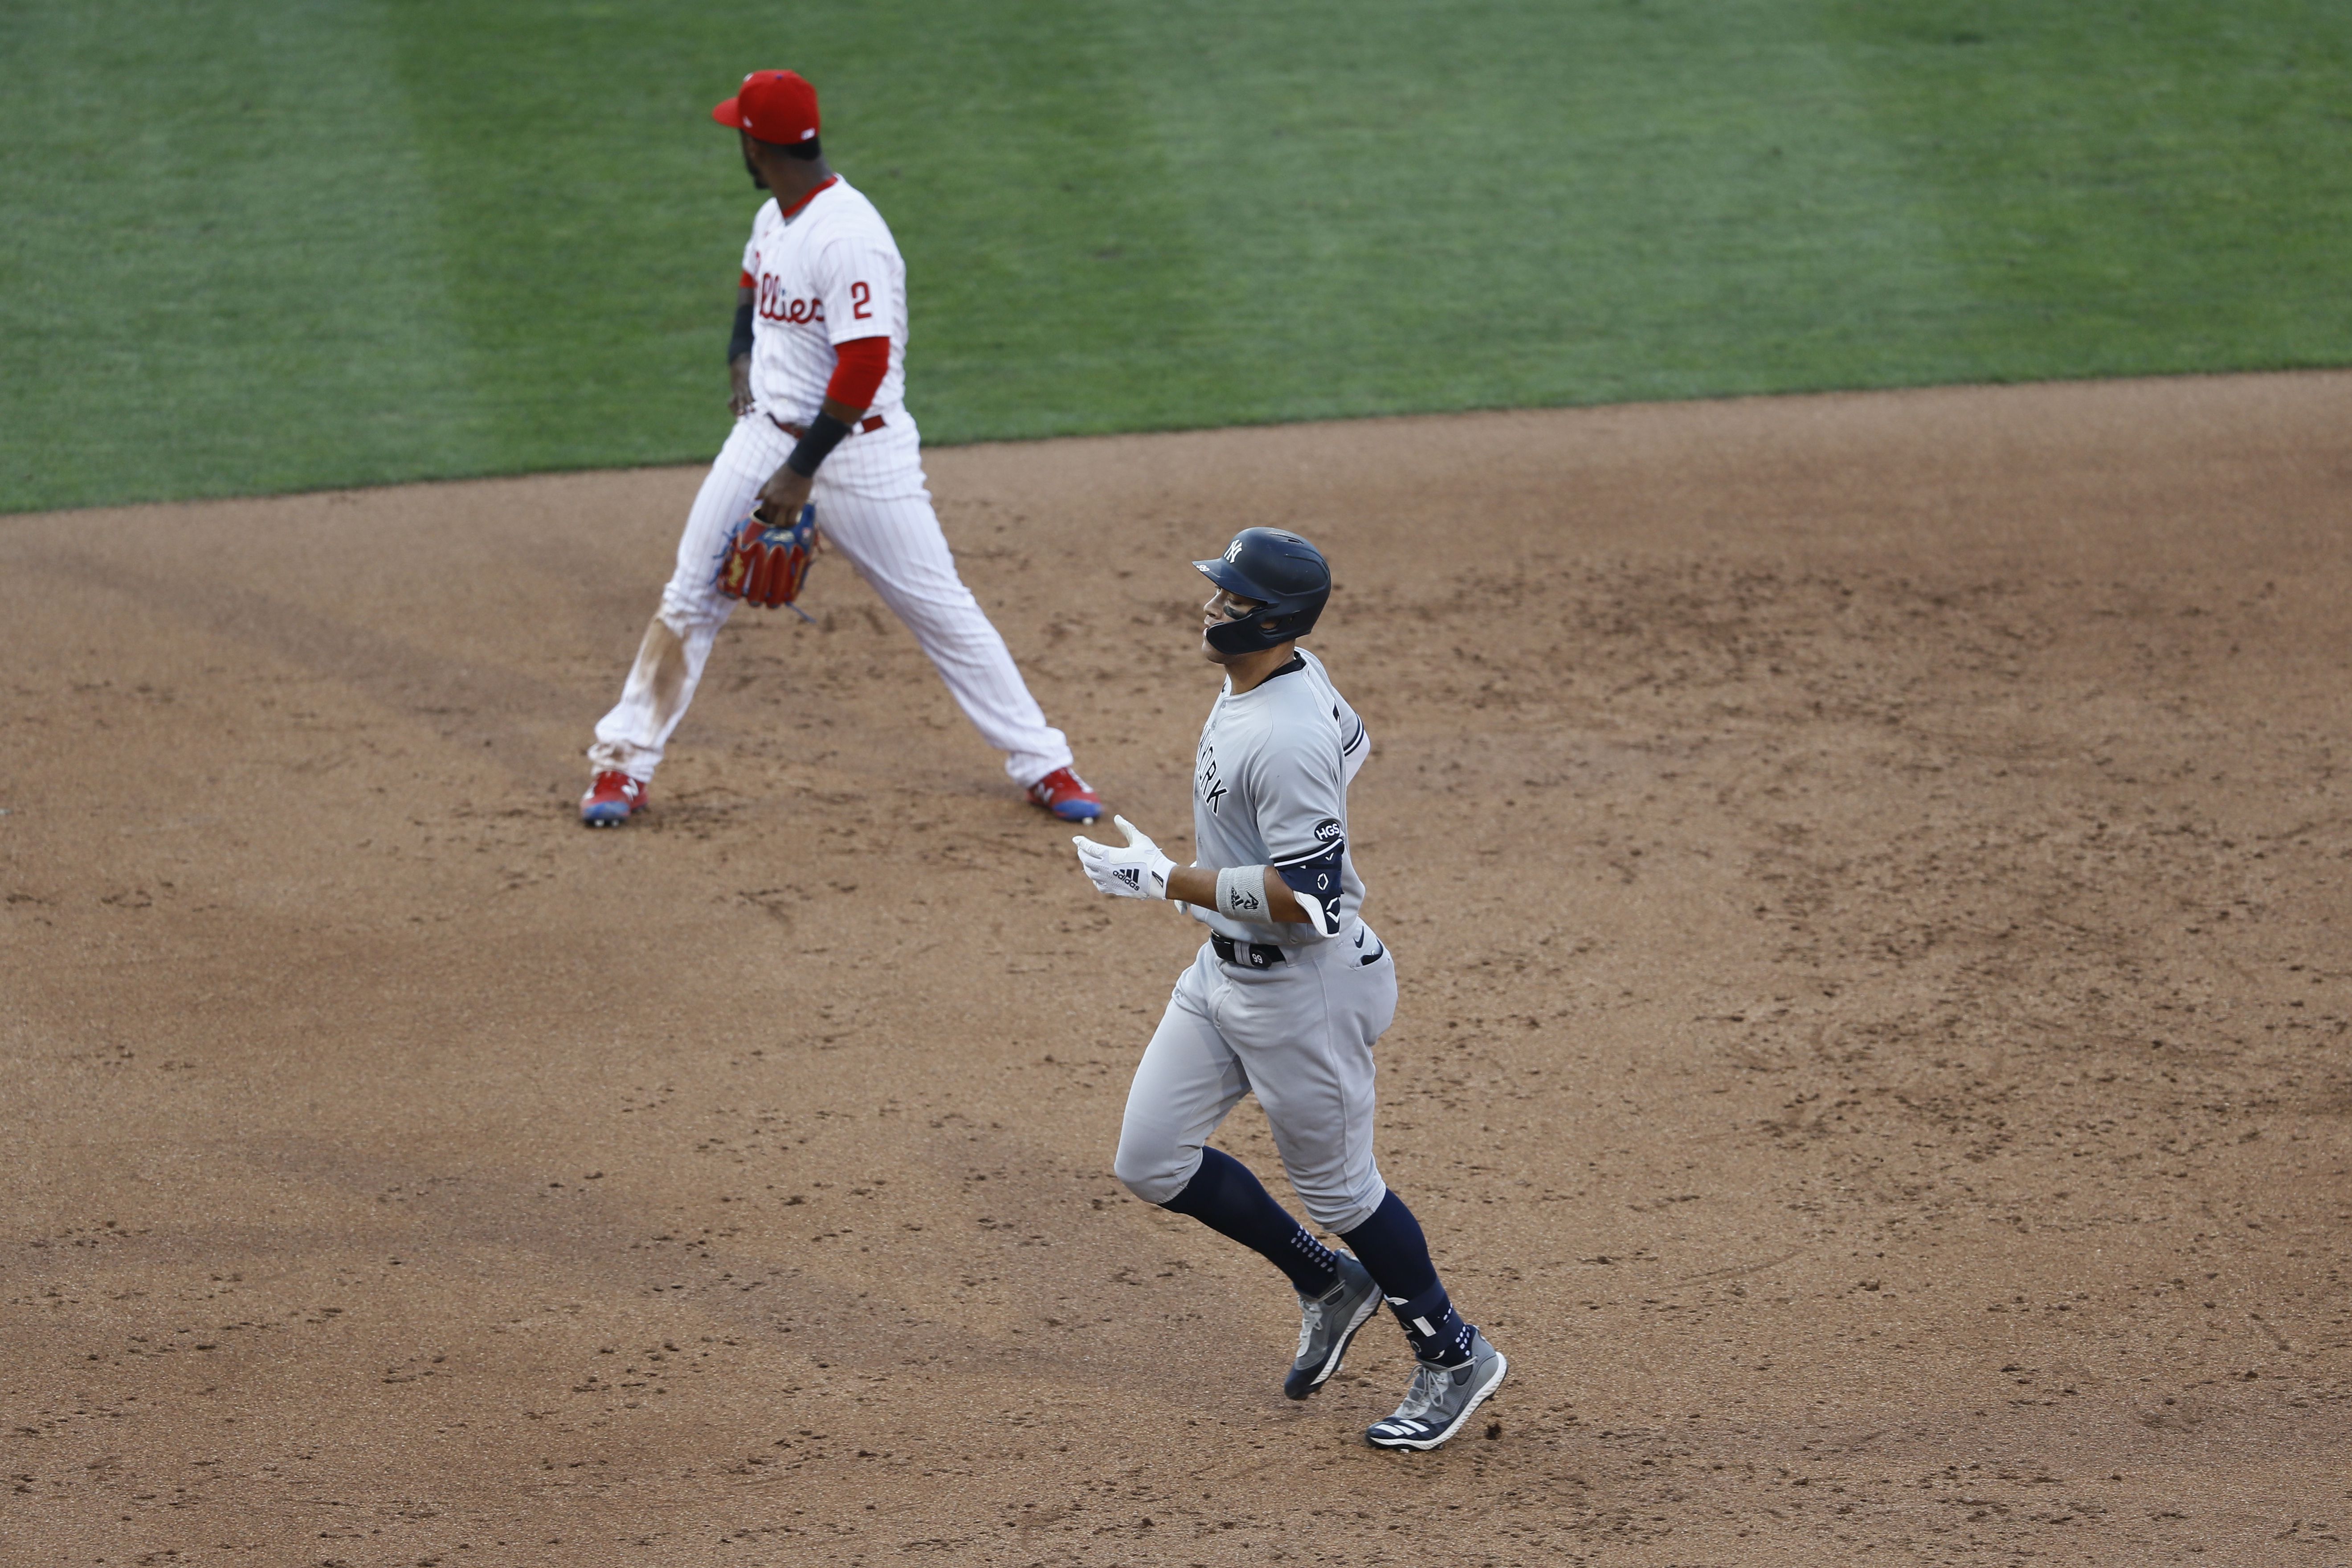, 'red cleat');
1026,766,1104,822
580,771,648,827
